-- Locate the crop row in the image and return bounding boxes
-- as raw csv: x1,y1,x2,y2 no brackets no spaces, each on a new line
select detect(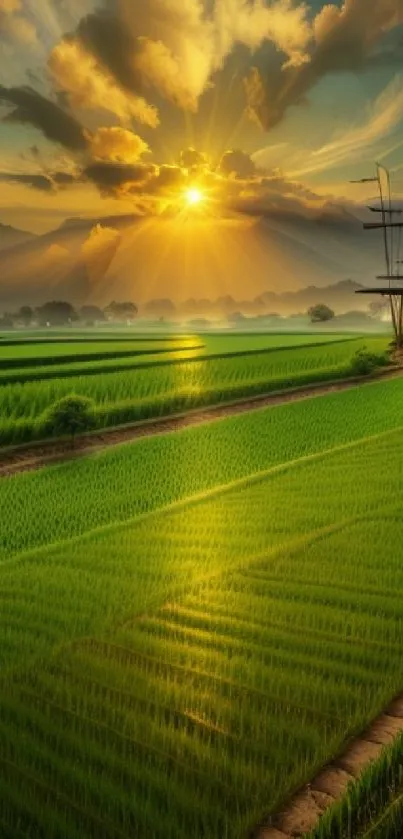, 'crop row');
1,424,403,836
2,373,403,561
0,336,356,386
0,336,388,445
